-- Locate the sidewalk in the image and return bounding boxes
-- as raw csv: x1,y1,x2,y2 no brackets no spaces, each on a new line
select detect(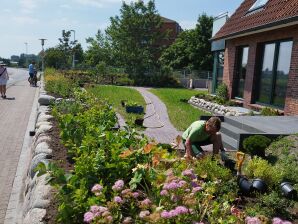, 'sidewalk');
0,80,37,223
